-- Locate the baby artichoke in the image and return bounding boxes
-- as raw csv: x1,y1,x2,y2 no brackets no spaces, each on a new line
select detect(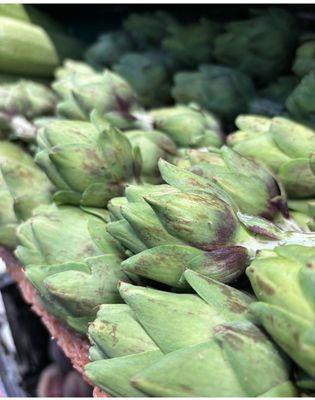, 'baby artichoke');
0,141,53,248
172,64,255,121
15,203,127,333
247,245,315,377
228,115,315,199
